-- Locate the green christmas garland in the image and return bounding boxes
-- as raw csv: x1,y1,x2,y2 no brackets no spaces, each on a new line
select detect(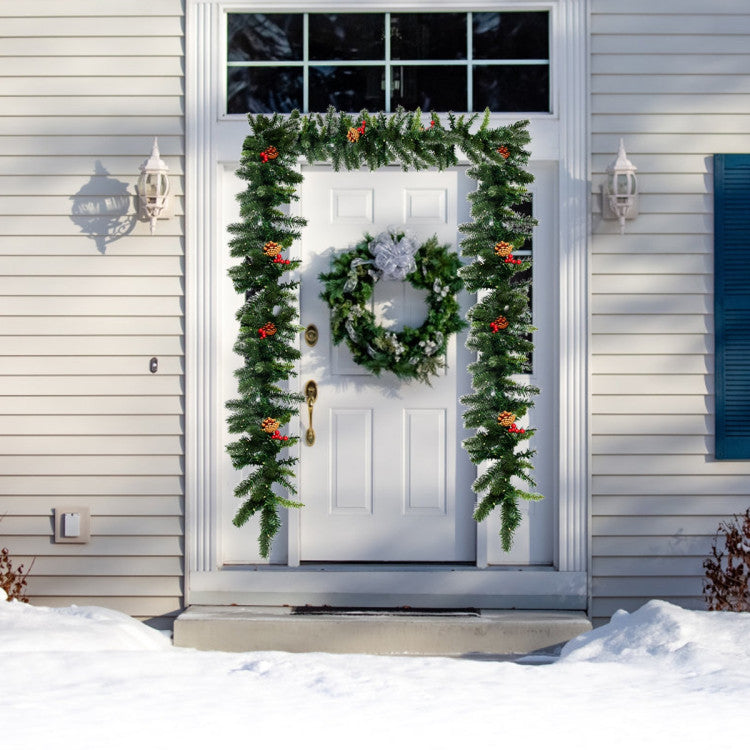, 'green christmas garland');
319,229,465,384
227,106,540,557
